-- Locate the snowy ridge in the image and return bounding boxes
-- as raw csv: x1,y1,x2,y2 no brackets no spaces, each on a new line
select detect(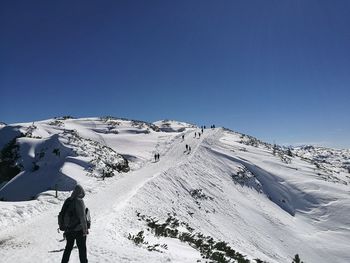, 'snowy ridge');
0,119,130,201
0,117,349,263
153,120,196,132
